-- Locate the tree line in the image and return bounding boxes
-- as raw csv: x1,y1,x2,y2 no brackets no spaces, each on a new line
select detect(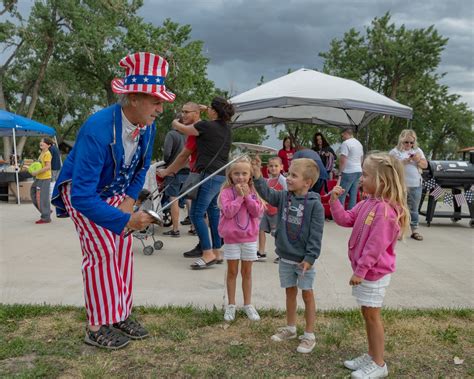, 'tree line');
1,2,472,161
